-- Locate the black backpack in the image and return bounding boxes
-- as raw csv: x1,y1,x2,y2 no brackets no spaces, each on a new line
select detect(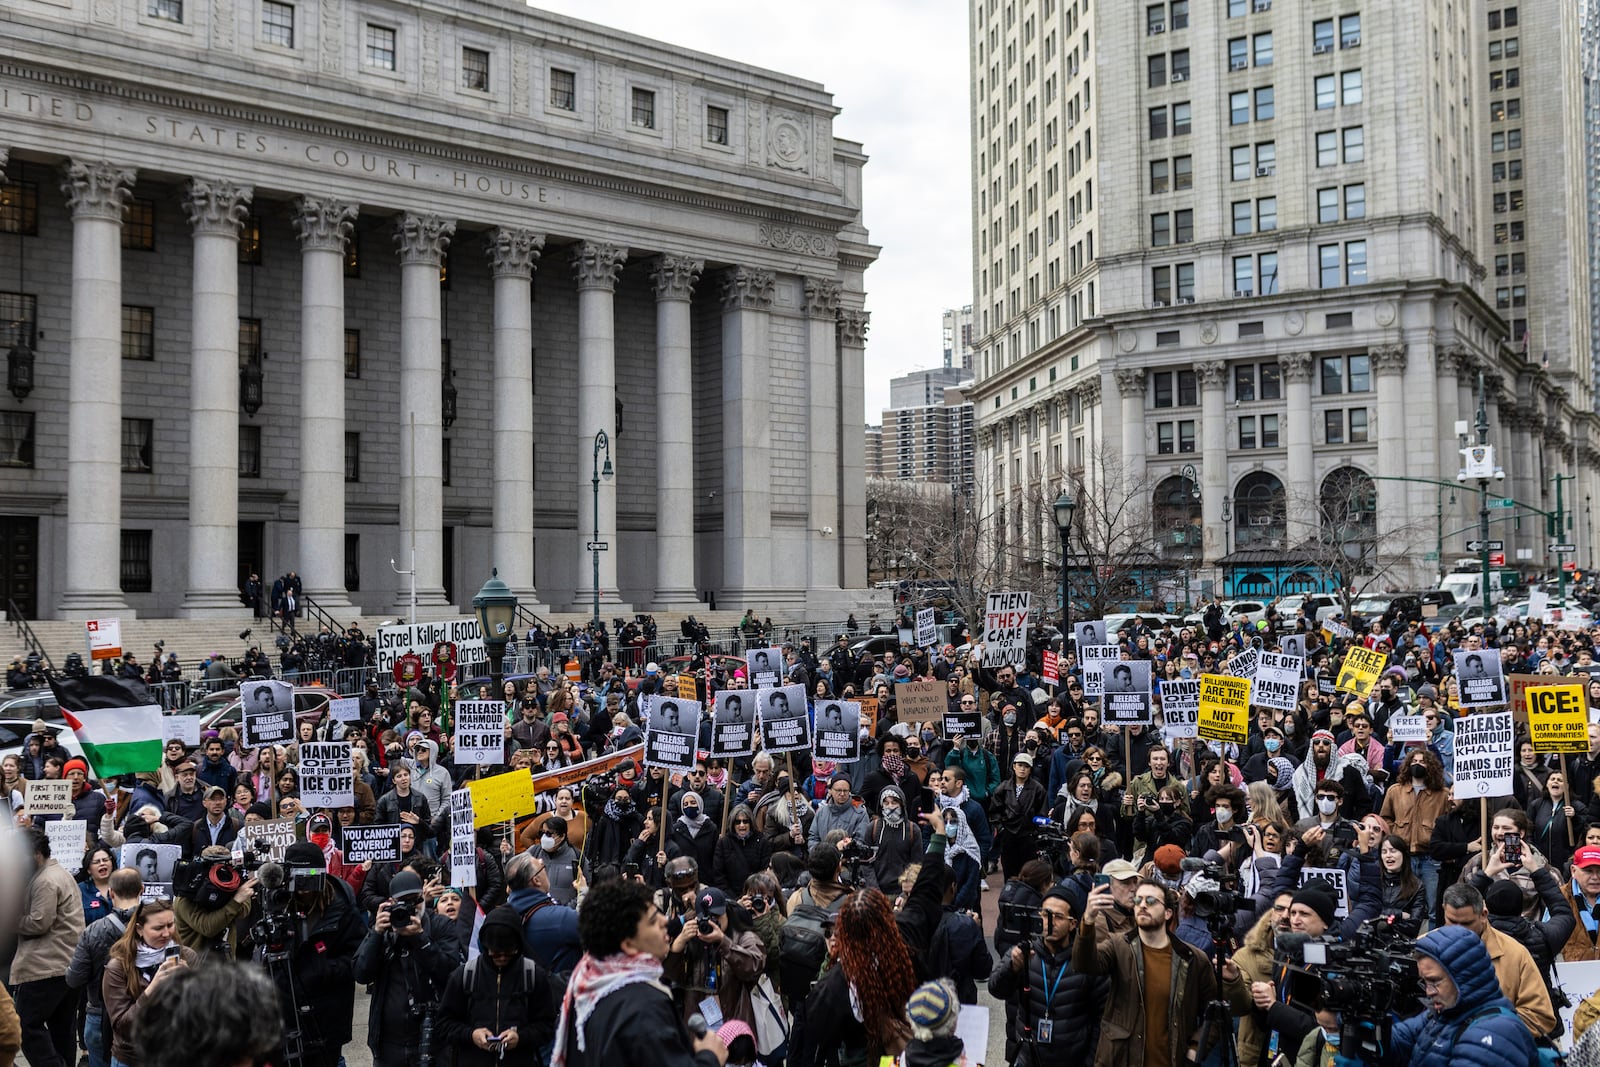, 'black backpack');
778,887,848,1004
